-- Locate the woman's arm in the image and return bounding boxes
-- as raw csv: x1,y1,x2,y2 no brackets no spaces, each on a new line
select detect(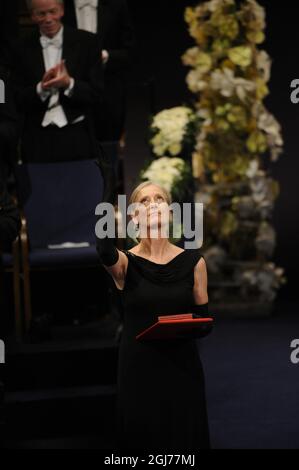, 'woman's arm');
193,257,209,305
103,249,128,291
95,148,128,290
